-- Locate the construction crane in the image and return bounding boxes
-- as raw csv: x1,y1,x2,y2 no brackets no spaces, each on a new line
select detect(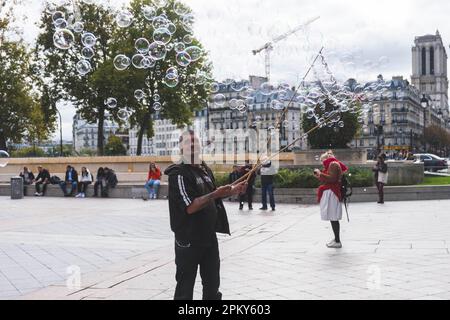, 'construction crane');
252,16,320,81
